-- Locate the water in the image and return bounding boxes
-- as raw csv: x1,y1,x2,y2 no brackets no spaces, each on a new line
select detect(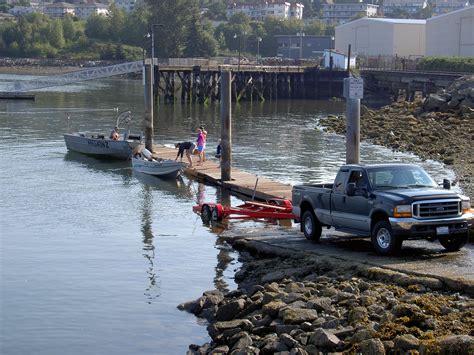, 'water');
0,76,459,355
